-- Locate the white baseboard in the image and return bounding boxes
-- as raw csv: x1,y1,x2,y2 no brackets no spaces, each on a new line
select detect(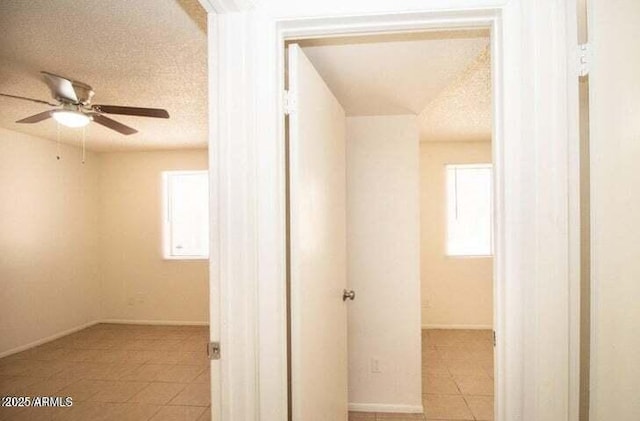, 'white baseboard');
100,319,209,326
422,324,493,330
0,320,100,359
348,403,424,414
